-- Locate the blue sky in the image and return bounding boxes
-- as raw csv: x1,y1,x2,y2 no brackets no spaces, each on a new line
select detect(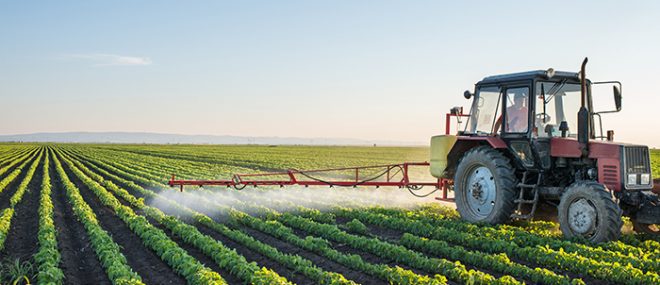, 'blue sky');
2,1,660,146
